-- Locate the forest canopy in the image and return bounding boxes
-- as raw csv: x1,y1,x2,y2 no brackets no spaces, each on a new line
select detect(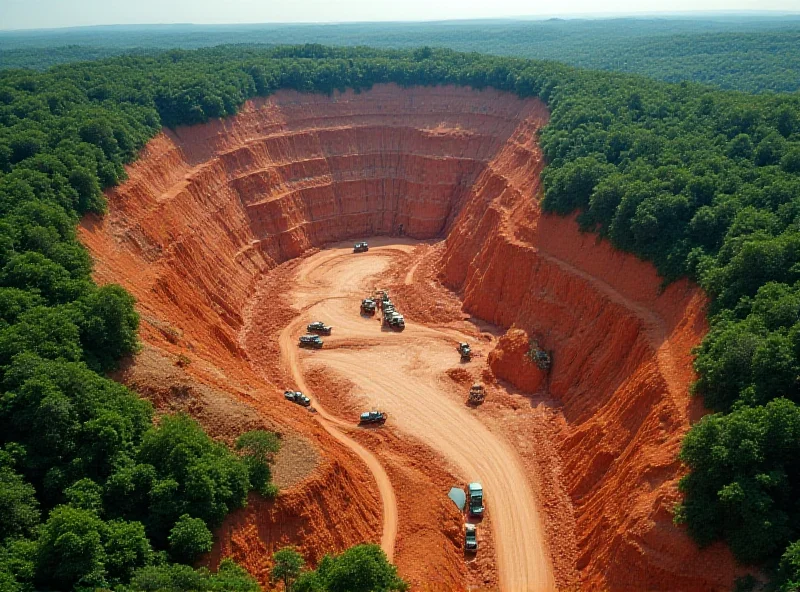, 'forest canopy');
2,18,800,93
1,43,800,588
